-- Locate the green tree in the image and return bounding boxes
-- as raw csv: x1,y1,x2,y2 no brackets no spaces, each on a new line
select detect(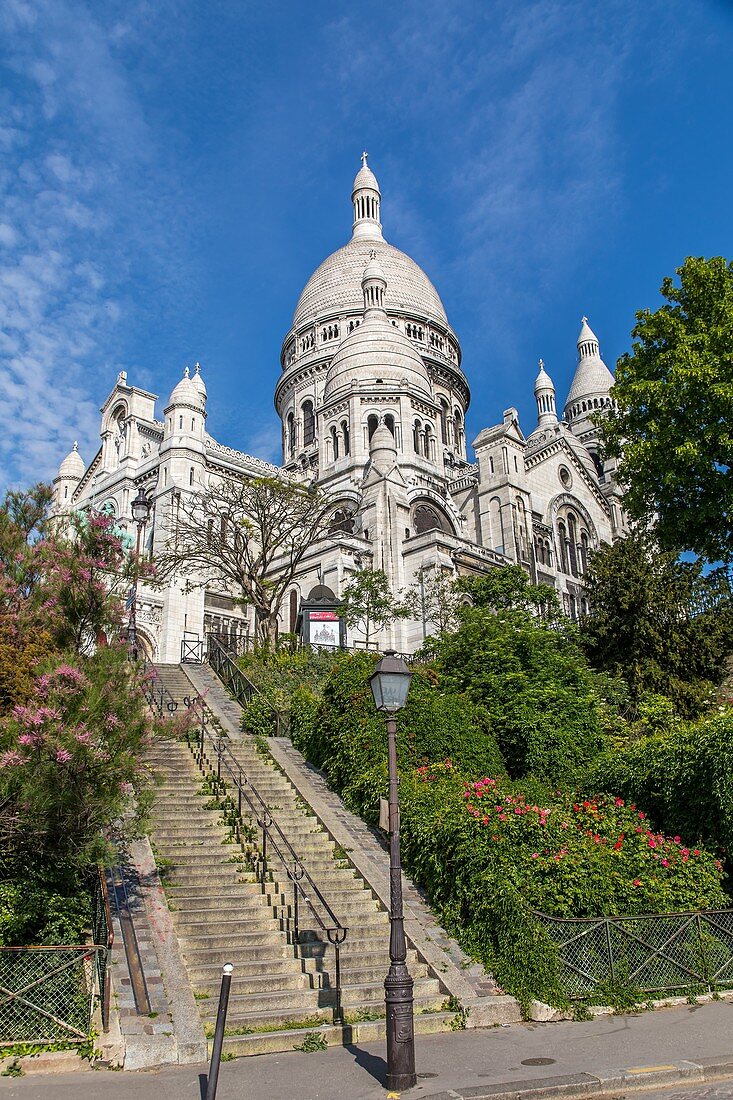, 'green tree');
602,256,733,564
431,604,605,782
581,532,733,718
402,566,464,639
457,565,561,619
338,568,408,649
